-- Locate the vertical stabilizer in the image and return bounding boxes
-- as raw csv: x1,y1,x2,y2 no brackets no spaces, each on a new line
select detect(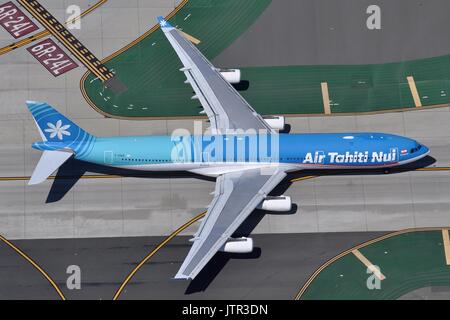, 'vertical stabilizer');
26,101,96,185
